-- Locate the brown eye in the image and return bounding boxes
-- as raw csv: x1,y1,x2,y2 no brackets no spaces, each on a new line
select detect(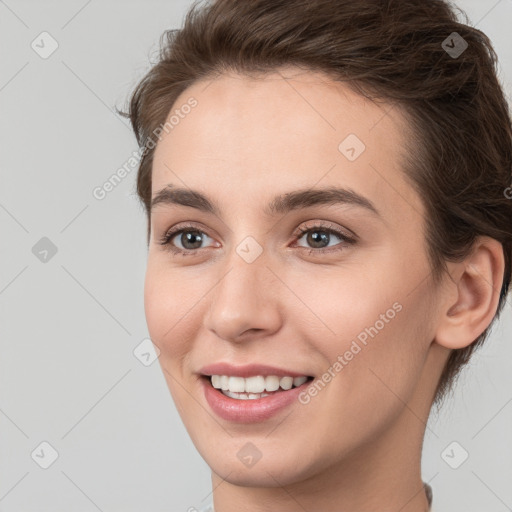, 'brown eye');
301,230,333,249
295,224,355,253
173,230,206,250
159,223,218,256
